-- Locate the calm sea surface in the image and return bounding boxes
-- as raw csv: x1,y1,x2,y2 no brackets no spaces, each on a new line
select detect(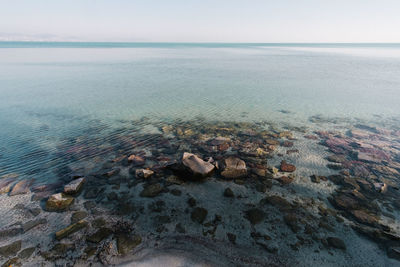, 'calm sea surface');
1,42,400,181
